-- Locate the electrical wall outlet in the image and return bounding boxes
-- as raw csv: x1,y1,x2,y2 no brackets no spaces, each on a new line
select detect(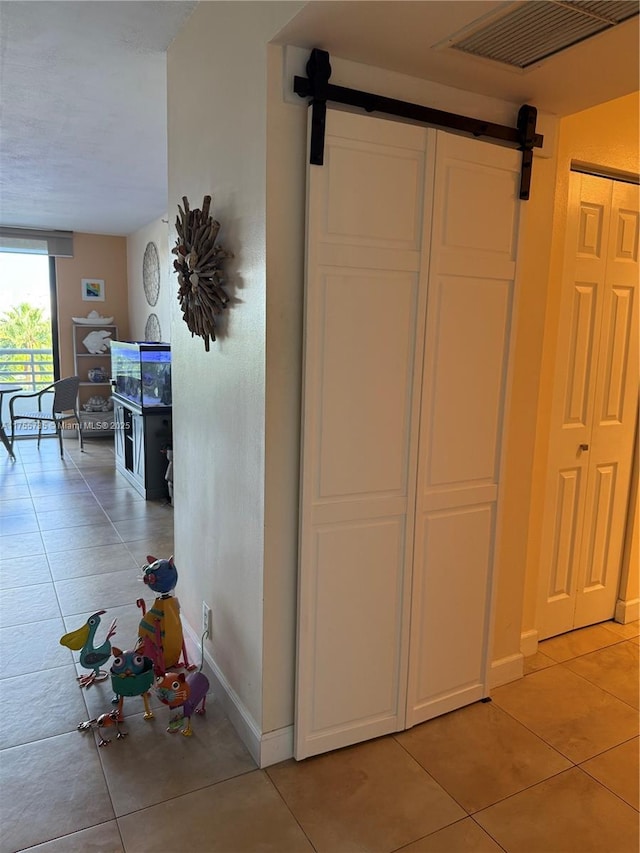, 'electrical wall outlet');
202,601,212,636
